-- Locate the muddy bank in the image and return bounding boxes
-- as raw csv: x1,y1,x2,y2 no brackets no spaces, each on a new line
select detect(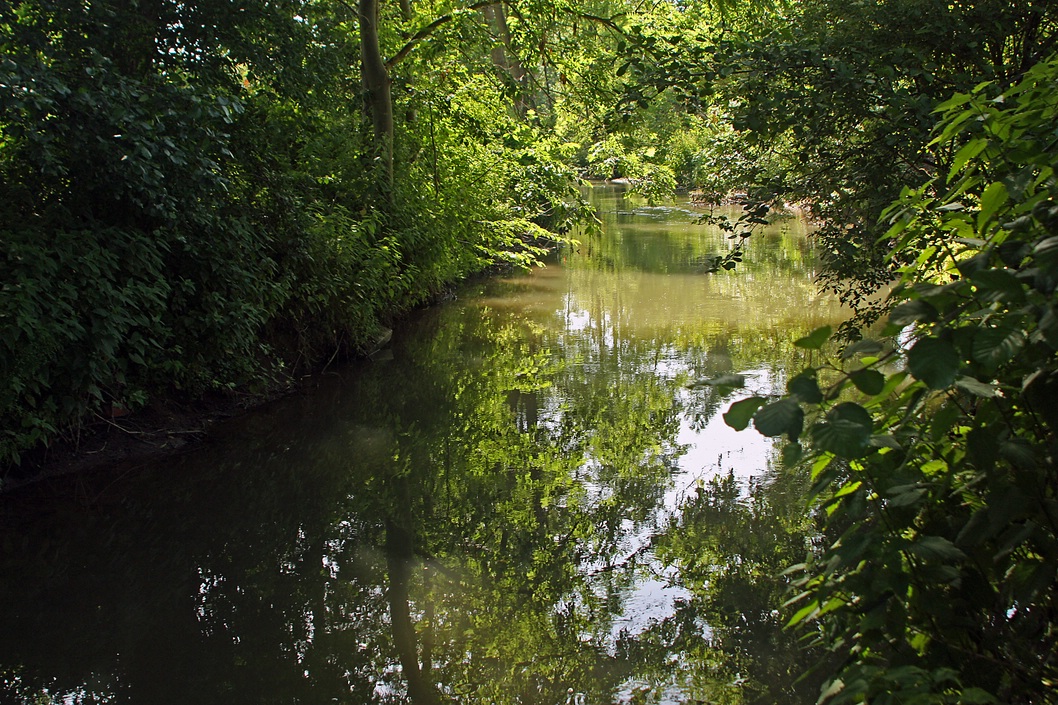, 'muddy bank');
1,387,289,495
